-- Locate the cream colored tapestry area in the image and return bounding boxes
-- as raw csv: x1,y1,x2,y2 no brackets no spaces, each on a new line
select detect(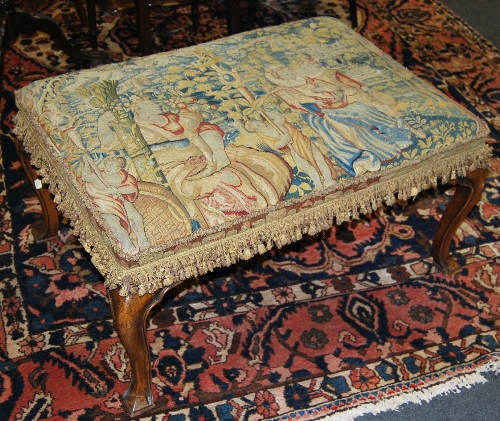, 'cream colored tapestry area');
14,17,491,296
